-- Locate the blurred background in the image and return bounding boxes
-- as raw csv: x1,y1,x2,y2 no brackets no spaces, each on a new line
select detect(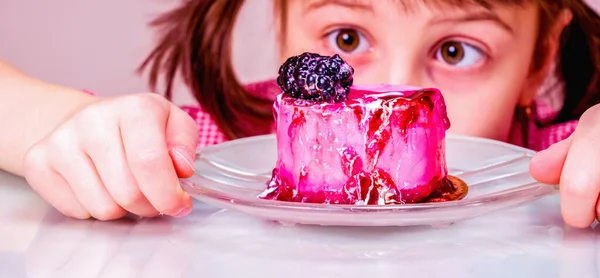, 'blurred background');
0,0,279,105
